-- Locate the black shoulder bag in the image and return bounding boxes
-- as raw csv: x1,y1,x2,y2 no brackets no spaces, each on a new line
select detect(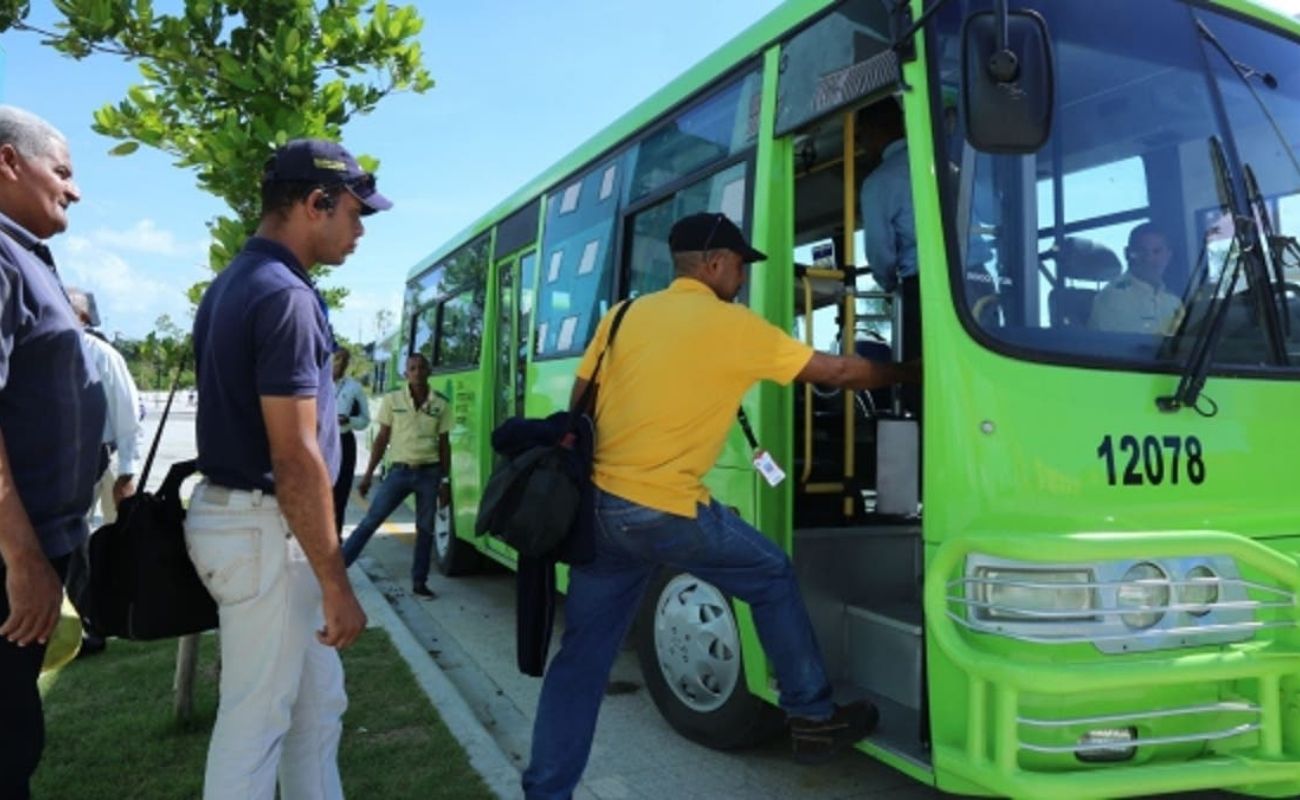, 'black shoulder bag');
89,358,217,640
475,299,635,558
